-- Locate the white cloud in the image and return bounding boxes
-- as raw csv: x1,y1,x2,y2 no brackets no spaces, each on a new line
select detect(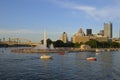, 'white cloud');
49,0,120,20
49,0,96,12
